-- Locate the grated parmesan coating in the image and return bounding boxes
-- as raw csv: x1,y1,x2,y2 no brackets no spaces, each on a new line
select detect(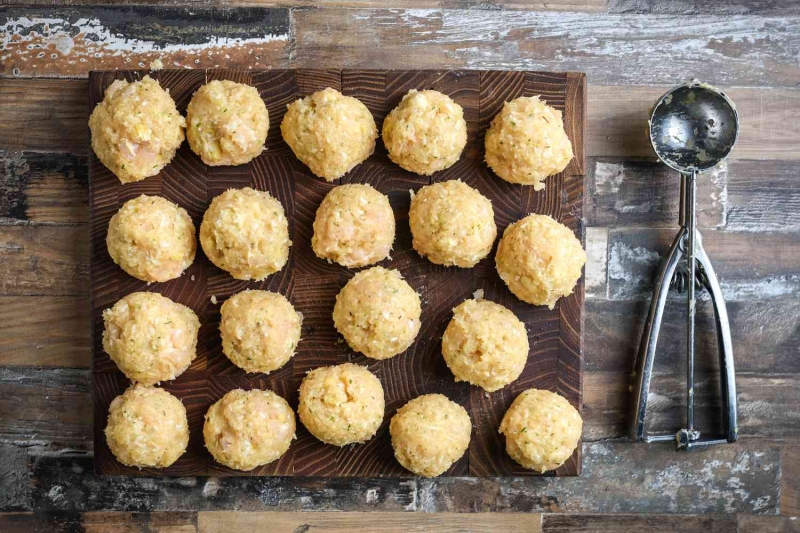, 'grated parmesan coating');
200,187,291,281
220,290,302,374
298,363,385,446
332,266,421,360
312,184,395,268
485,96,573,190
103,292,200,386
204,388,296,471
499,388,582,473
389,394,471,477
382,90,467,176
89,75,185,184
105,383,189,468
281,88,377,181
409,180,496,268
186,80,268,166
442,299,529,392
495,214,586,309
107,195,196,283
